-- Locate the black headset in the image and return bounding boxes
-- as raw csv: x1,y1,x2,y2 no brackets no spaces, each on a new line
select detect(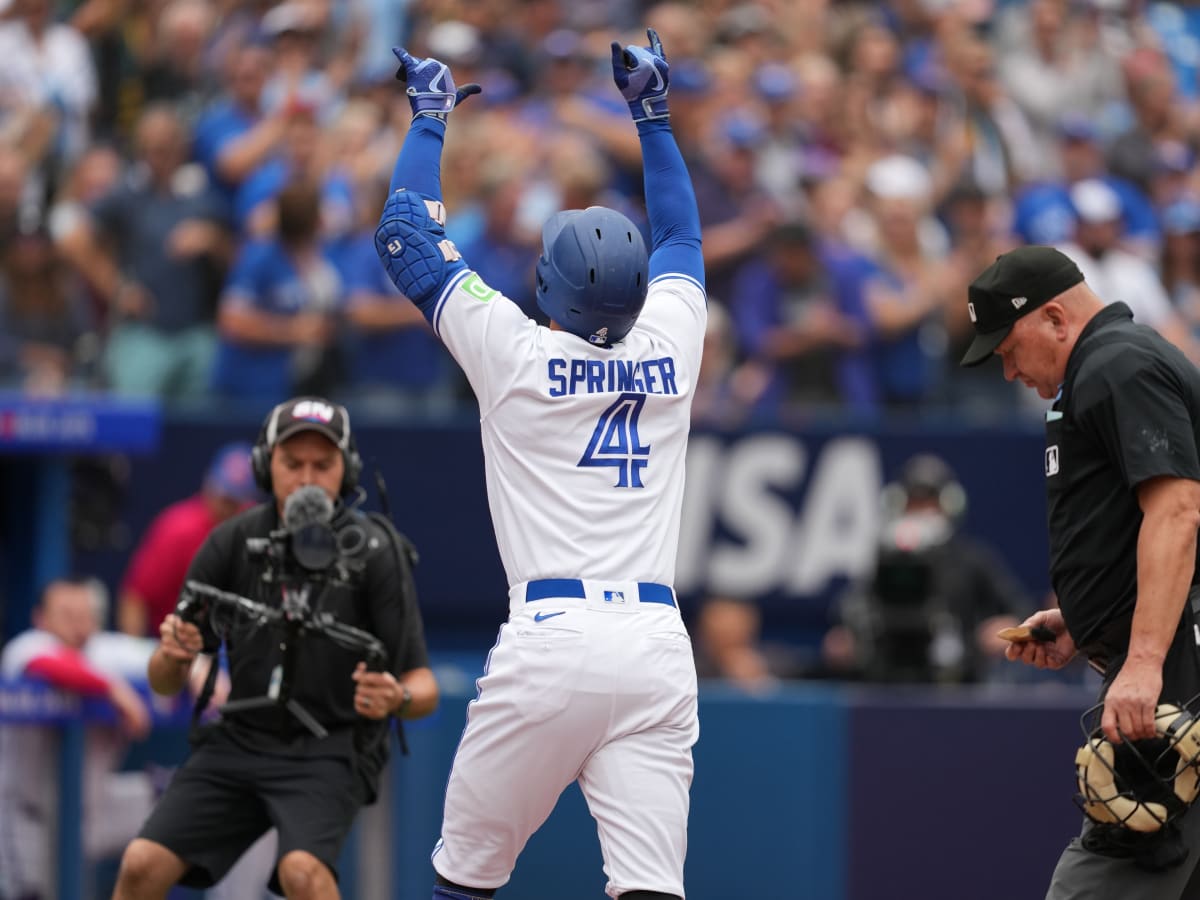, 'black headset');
251,399,363,497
